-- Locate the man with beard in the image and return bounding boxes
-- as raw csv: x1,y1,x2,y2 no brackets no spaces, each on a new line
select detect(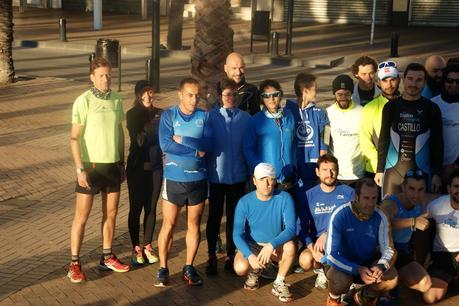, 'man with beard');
326,75,365,186
360,61,400,178
422,55,447,99
297,154,355,289
431,63,459,174
351,56,381,106
324,178,397,306
375,63,443,197
423,169,459,304
223,52,260,115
